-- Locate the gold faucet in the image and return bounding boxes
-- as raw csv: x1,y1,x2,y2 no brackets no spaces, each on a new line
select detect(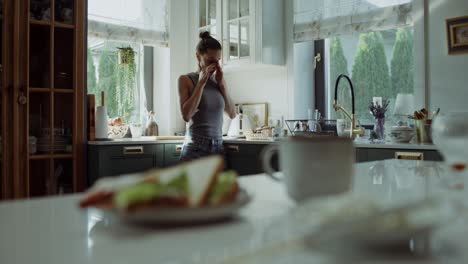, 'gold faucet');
333,74,365,138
